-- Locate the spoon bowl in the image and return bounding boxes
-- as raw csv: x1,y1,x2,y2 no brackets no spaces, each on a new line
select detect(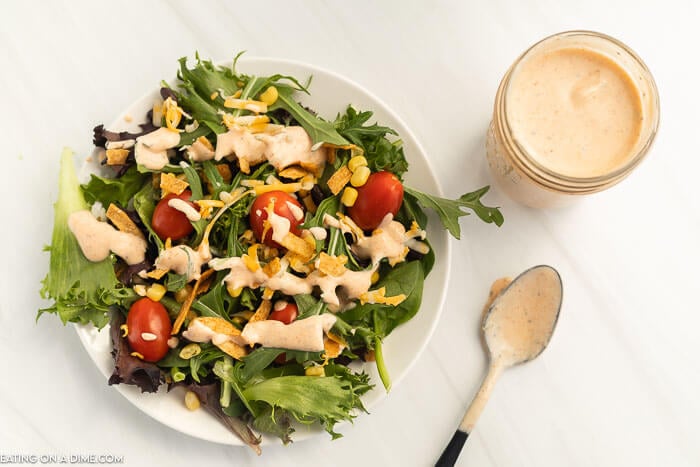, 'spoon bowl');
483,265,563,367
435,265,563,466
